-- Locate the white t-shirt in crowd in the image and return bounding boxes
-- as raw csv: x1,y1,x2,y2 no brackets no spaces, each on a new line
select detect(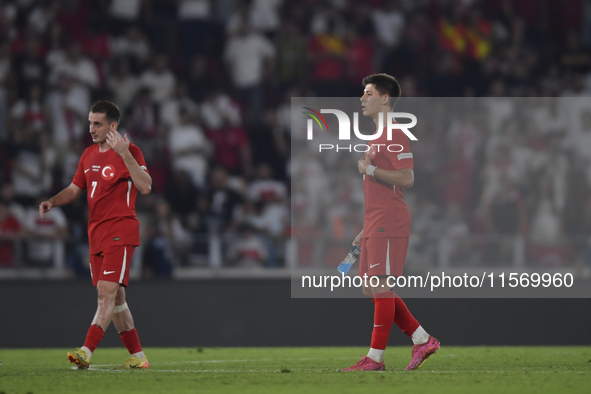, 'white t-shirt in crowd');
224,33,275,88
23,207,67,261
140,69,176,103
168,123,209,188
372,9,405,47
178,0,211,19
110,0,142,20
